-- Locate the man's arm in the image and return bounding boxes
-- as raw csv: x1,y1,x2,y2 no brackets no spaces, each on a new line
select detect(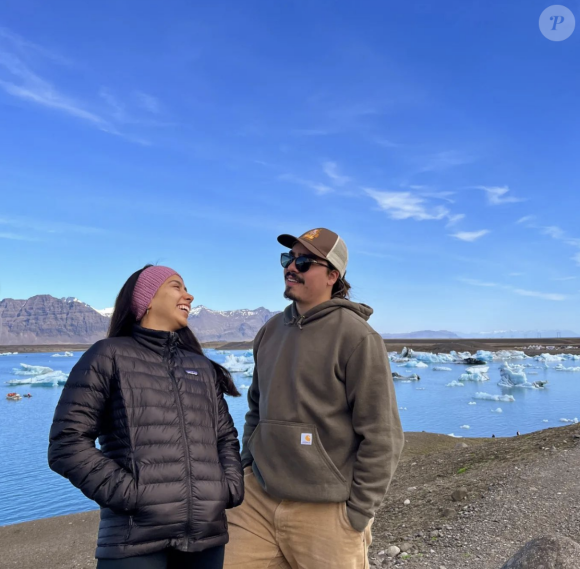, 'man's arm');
344,332,404,532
